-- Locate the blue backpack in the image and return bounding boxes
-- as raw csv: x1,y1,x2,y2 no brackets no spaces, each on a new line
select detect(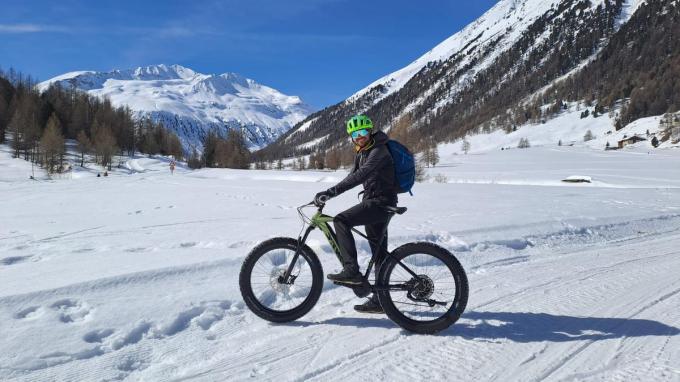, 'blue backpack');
386,140,415,195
